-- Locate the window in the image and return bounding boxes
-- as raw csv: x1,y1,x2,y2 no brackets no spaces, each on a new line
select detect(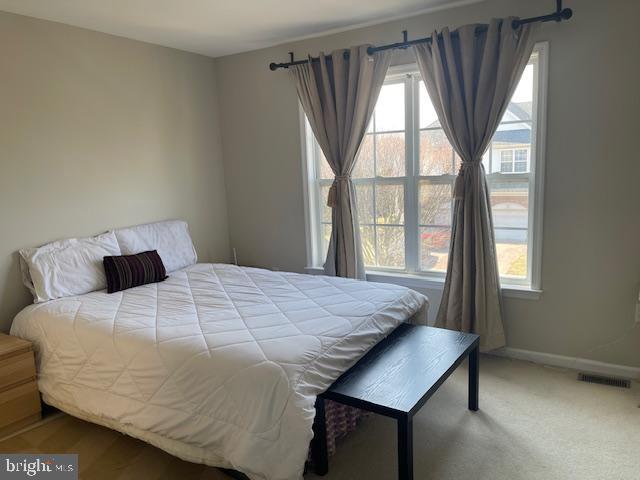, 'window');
303,44,547,289
499,148,529,173
500,150,514,173
514,149,528,172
